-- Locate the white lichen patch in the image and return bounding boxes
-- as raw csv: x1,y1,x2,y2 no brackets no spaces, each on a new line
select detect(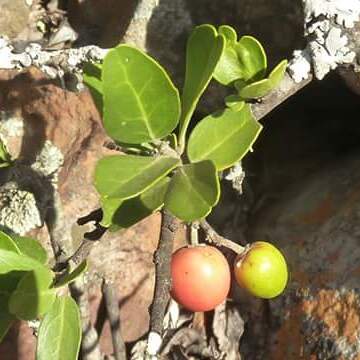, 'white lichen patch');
0,112,24,137
0,184,42,235
302,0,360,80
31,140,64,178
304,0,360,28
288,50,312,83
0,140,63,235
225,162,245,194
0,37,31,69
0,36,108,78
309,24,355,79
